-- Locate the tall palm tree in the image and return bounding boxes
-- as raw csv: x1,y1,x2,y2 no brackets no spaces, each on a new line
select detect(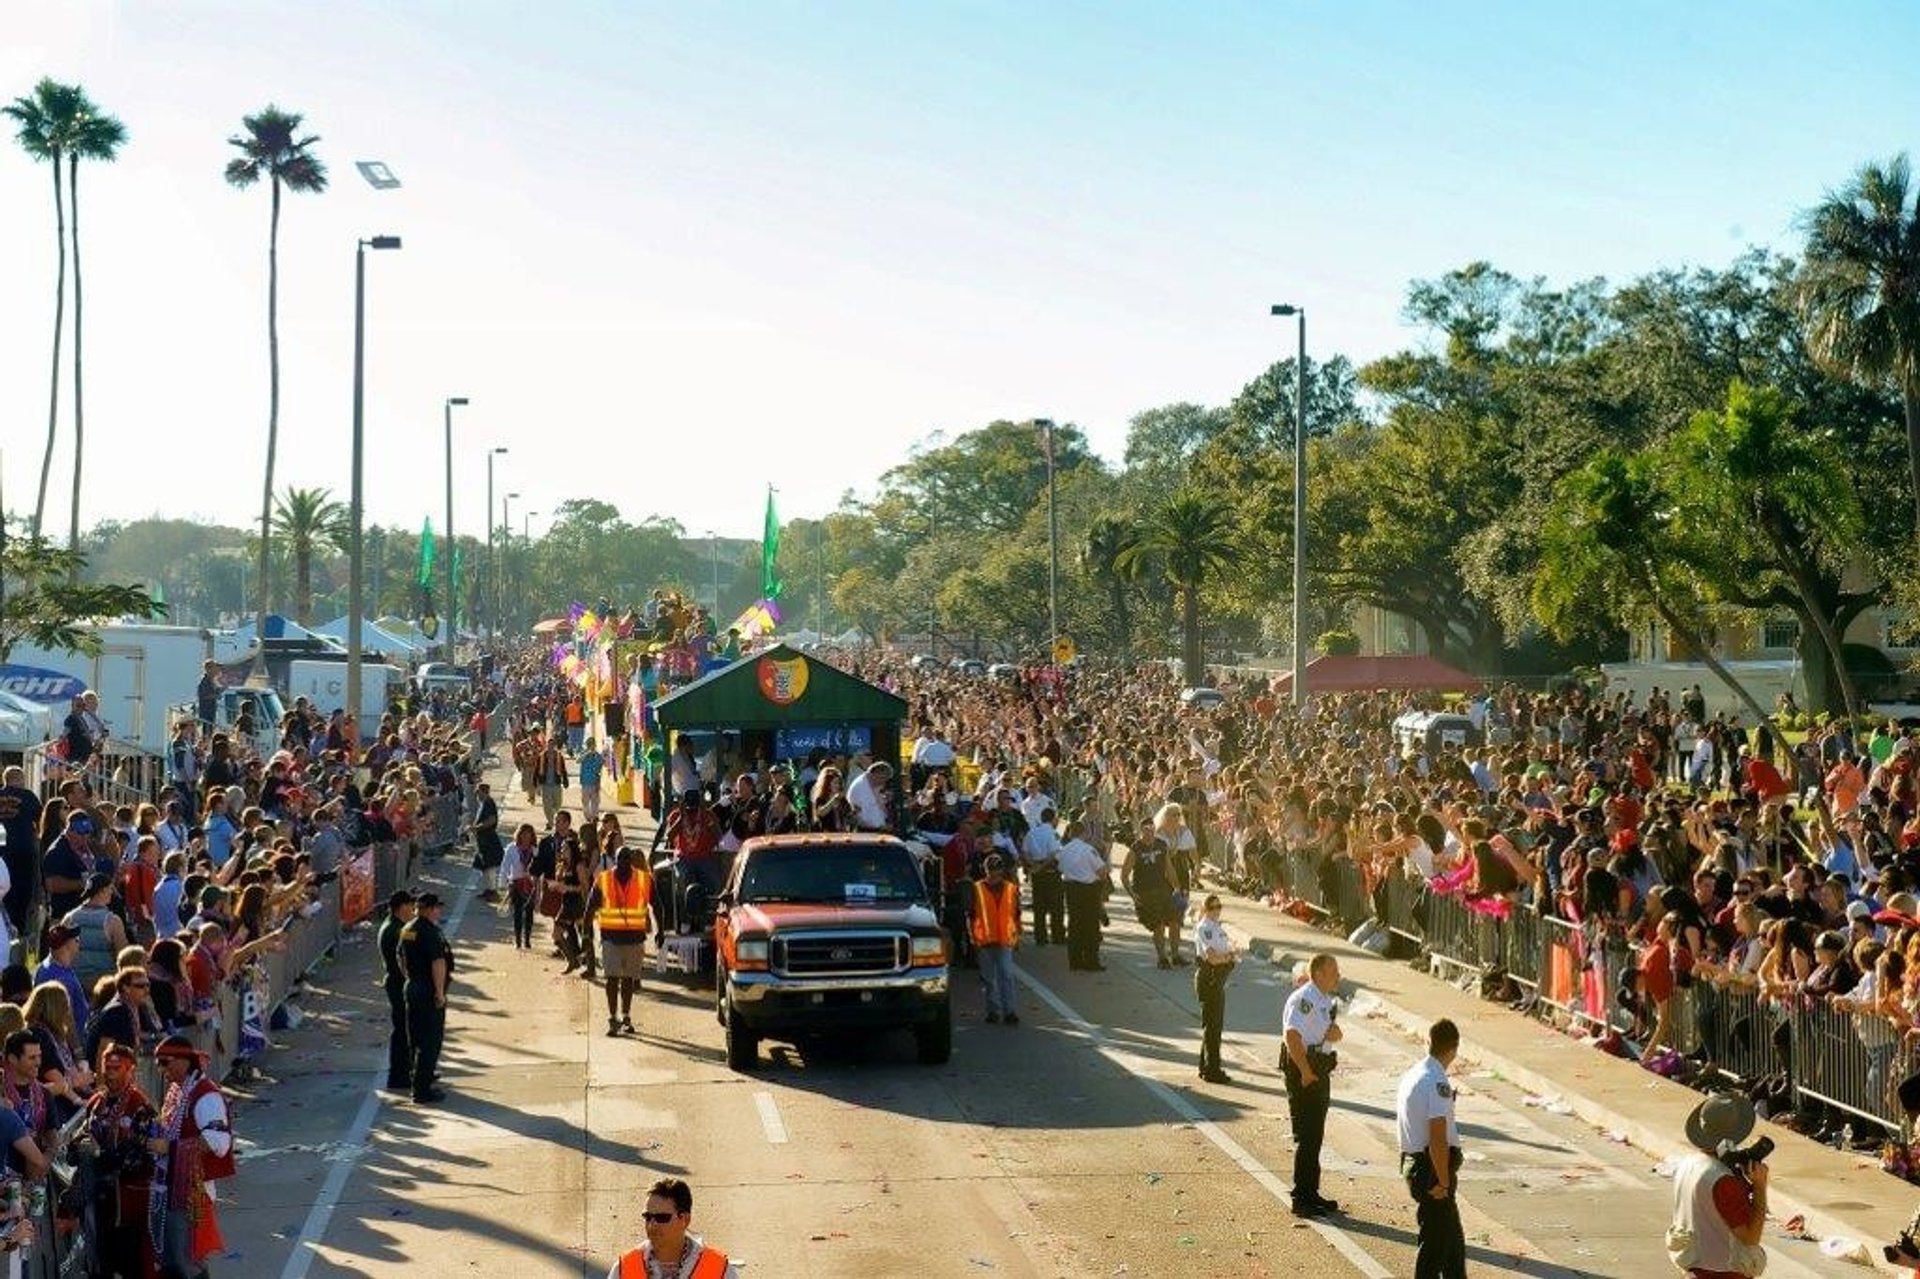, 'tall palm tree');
225,106,328,655
64,98,127,559
1082,514,1139,660
271,486,348,625
1796,154,1920,537
3,79,85,543
1117,491,1244,686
